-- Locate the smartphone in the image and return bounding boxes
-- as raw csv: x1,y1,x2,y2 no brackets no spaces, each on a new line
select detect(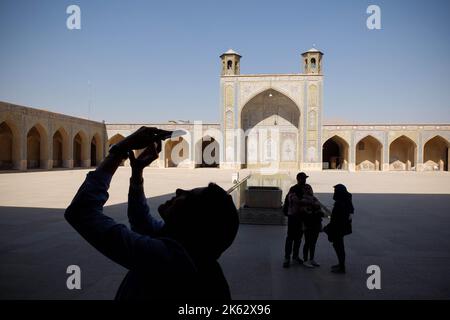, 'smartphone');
156,129,186,140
